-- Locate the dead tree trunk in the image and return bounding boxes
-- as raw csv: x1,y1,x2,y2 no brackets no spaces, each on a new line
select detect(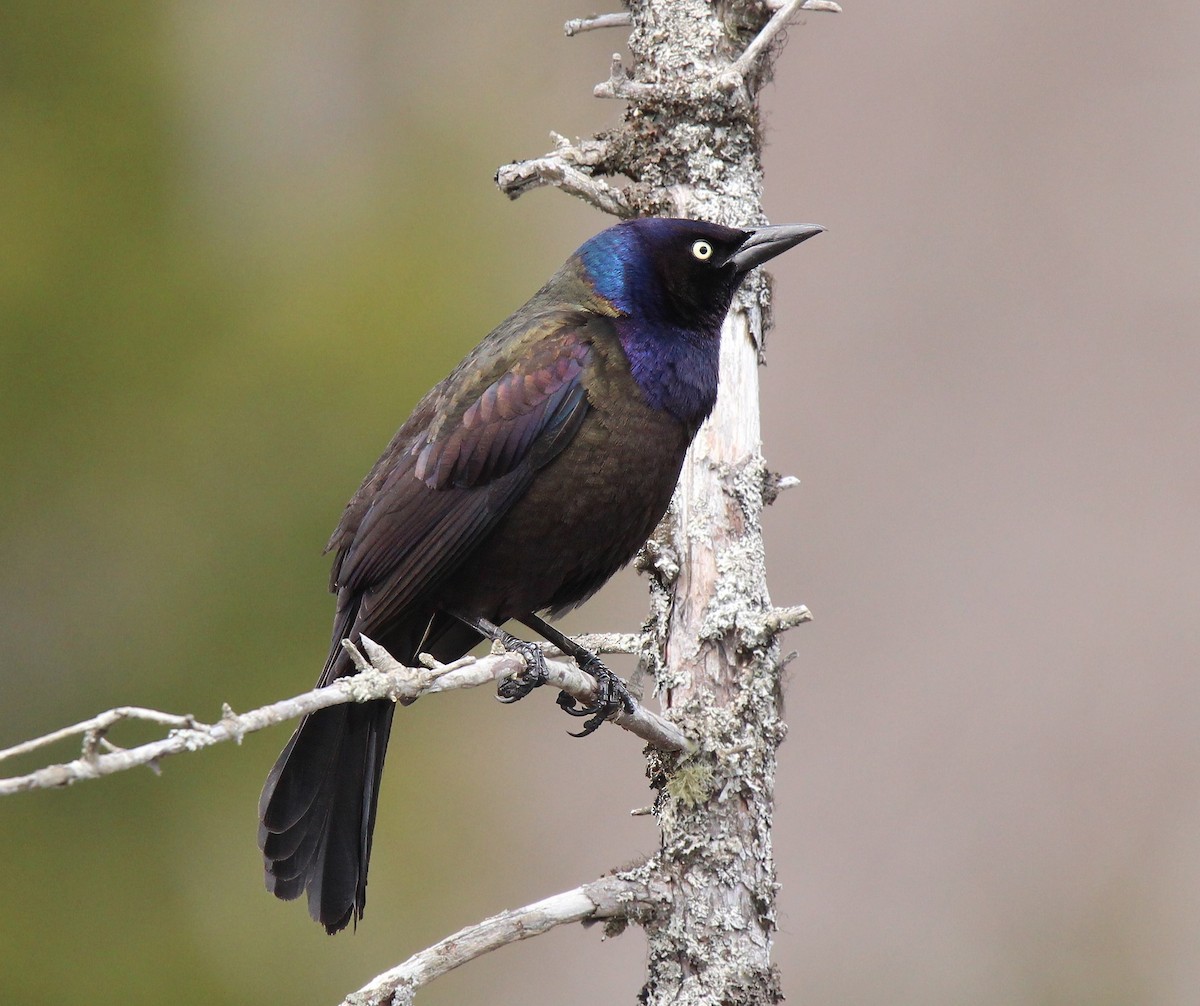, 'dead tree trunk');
621,5,811,1003
503,2,833,1002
